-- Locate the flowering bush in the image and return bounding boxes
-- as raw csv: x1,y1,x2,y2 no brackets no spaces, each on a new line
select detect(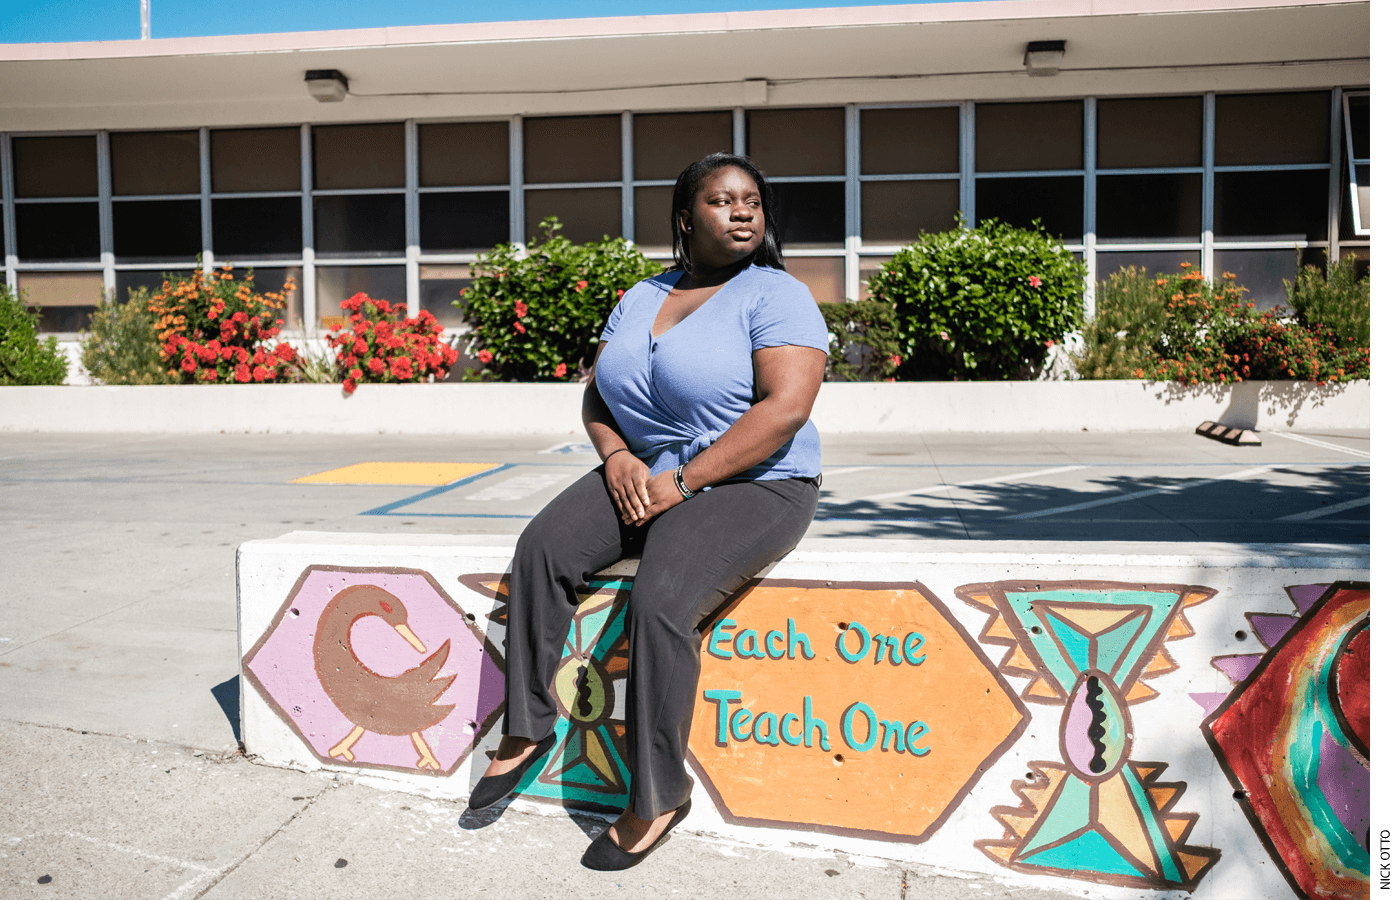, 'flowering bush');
1077,263,1369,385
327,293,459,394
0,281,68,385
866,216,1086,380
80,287,176,385
455,218,664,382
820,299,901,381
148,265,301,383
